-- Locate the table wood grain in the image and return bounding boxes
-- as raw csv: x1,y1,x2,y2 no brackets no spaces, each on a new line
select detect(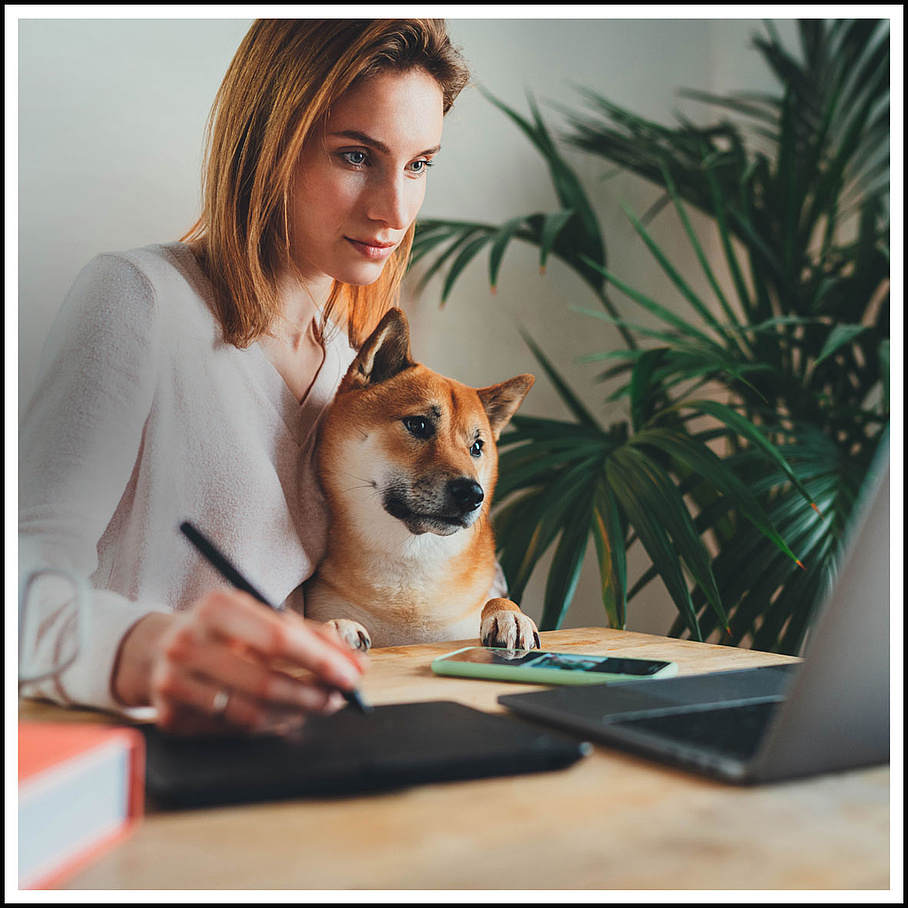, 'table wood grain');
19,627,891,891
